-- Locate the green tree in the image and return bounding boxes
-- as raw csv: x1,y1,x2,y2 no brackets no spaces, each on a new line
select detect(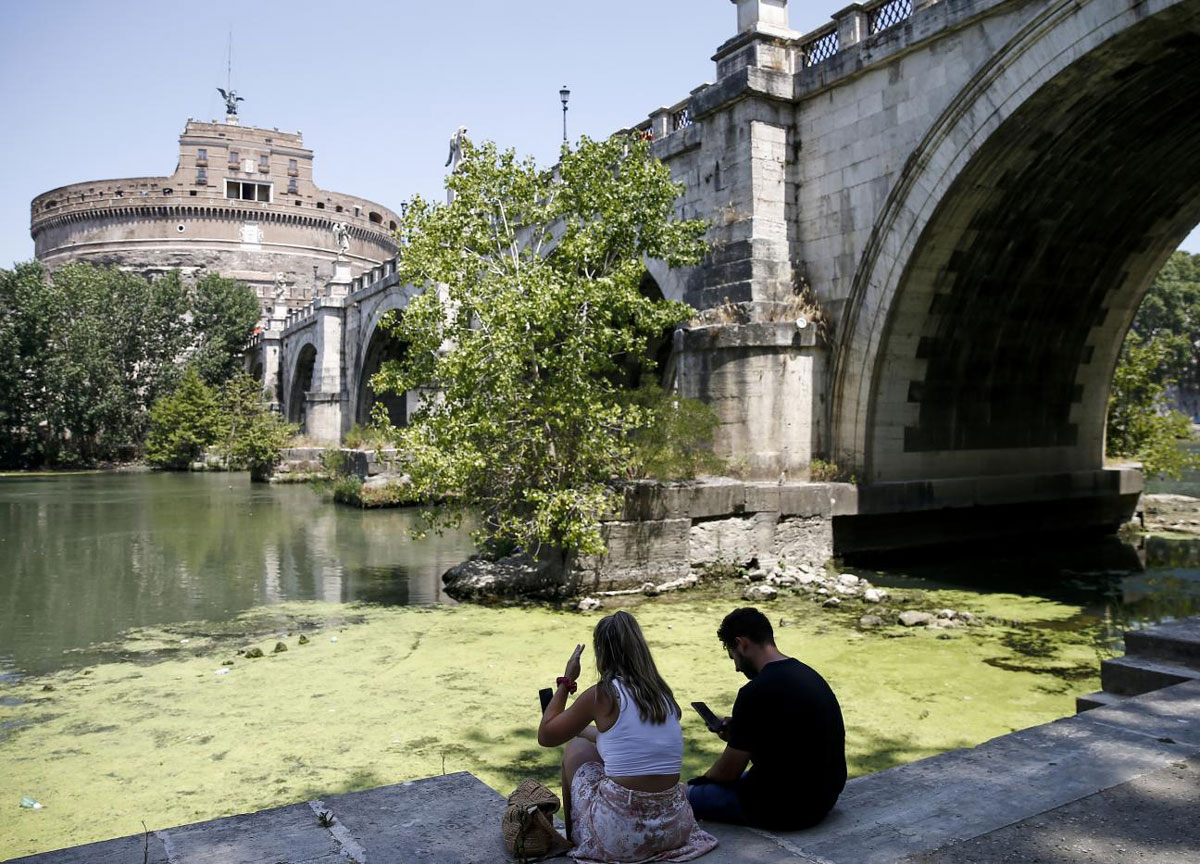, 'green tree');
372,134,707,555
1130,251,1200,410
0,262,56,466
144,367,222,468
1106,332,1197,479
189,274,261,386
215,372,297,480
